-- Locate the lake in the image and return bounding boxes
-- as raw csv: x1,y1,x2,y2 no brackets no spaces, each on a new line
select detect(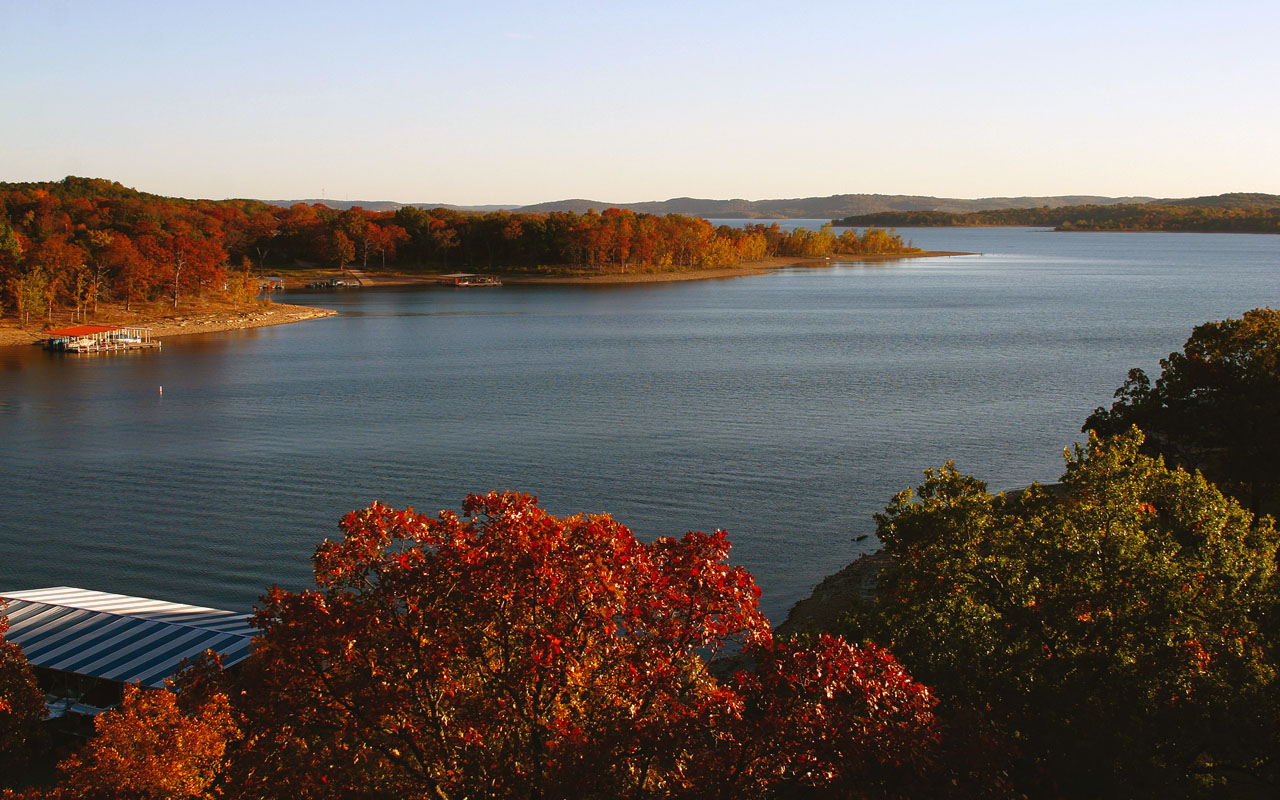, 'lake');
2,227,1278,623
